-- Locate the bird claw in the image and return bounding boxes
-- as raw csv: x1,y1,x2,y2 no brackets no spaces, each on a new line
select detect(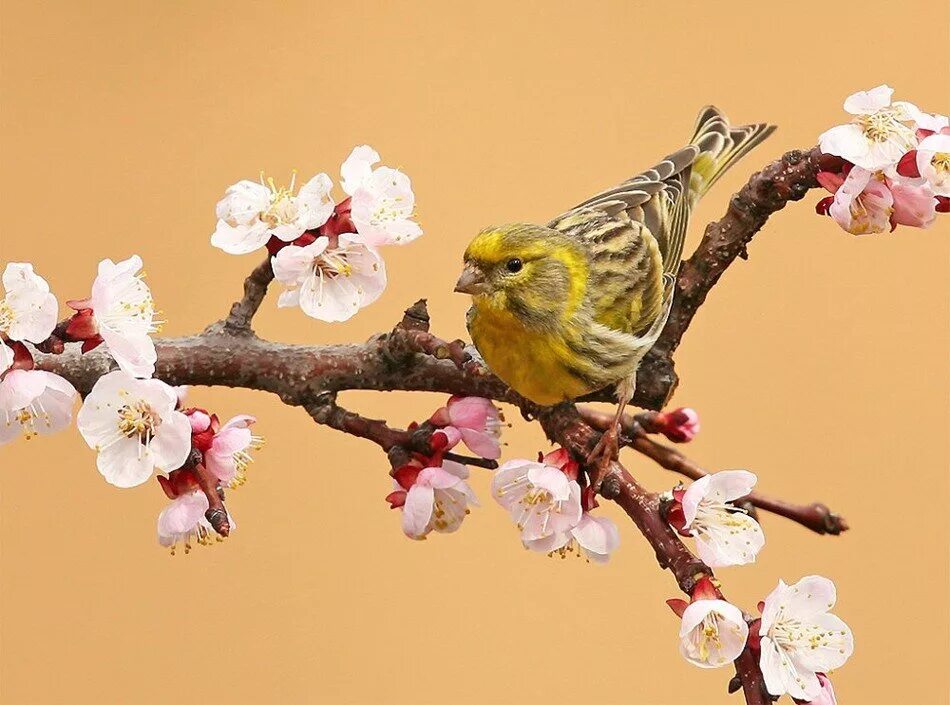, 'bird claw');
586,425,620,493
